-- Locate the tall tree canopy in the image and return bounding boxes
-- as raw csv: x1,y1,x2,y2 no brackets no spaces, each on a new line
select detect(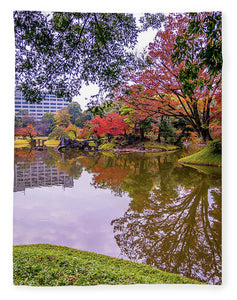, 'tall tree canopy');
14,11,164,103
115,12,222,142
67,101,82,124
